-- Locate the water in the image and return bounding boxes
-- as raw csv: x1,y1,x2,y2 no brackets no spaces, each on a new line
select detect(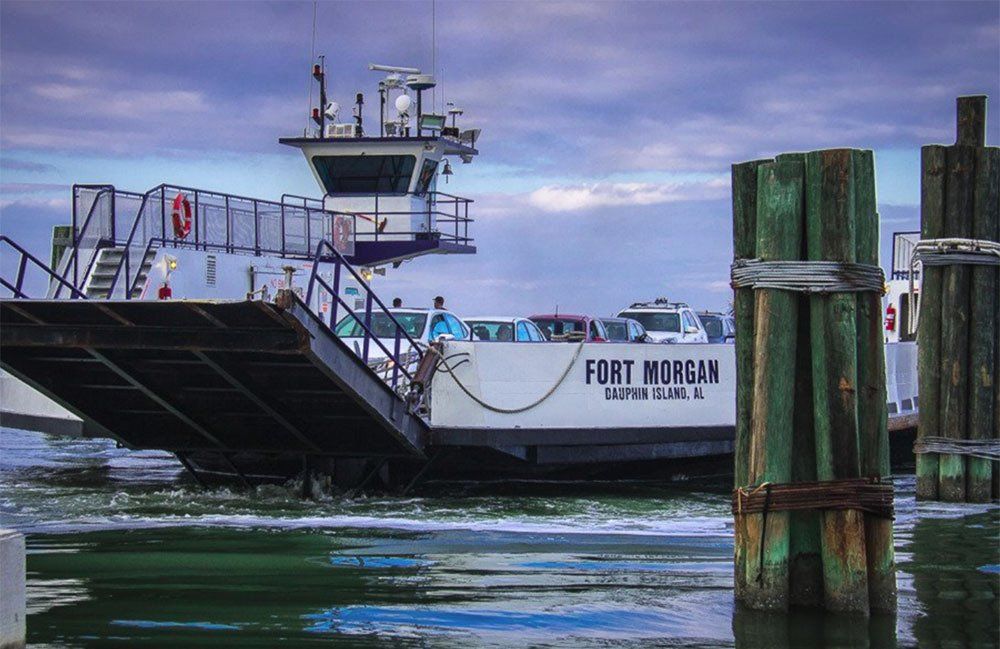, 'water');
1,427,997,648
